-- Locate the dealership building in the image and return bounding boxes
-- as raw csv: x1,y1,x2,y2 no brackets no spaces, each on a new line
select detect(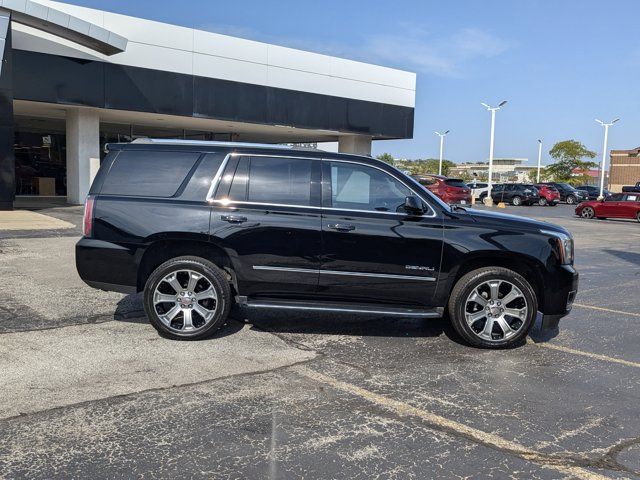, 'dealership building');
0,0,416,210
